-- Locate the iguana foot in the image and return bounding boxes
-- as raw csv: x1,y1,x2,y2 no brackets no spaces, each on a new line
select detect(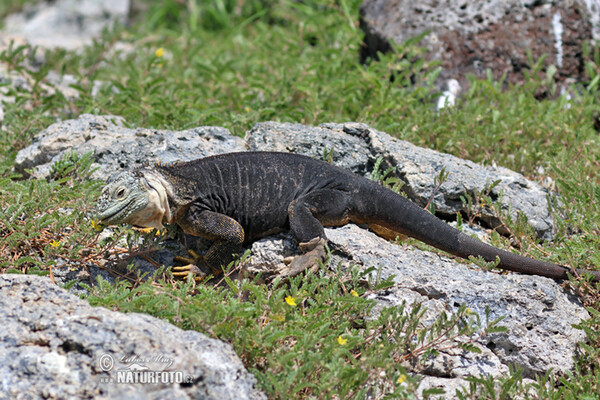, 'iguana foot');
171,263,207,279
276,237,327,279
171,250,210,280
173,249,201,265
